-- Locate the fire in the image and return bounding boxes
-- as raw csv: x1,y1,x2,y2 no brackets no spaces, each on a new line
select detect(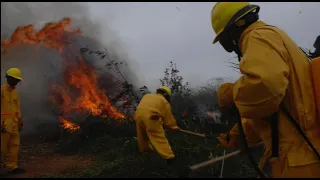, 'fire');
1,17,81,54
207,112,217,122
59,116,80,132
51,59,125,121
2,17,125,131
